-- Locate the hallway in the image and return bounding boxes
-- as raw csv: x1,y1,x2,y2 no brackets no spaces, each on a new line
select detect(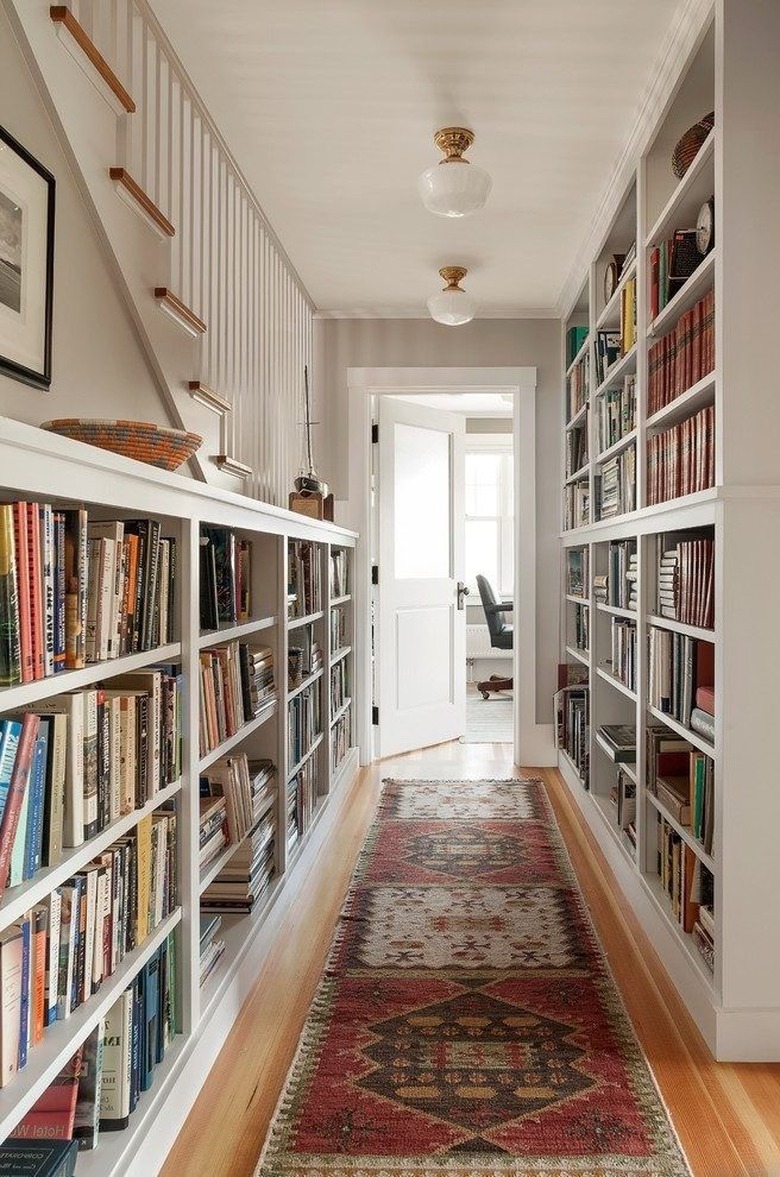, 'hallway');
162,743,780,1177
